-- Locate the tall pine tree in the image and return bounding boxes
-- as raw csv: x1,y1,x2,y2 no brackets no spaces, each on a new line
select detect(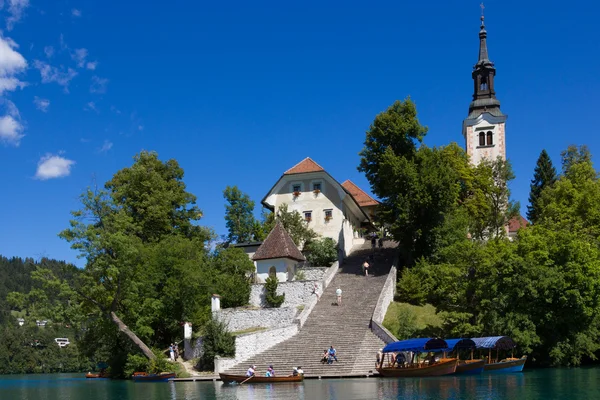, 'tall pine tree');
526,149,557,224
